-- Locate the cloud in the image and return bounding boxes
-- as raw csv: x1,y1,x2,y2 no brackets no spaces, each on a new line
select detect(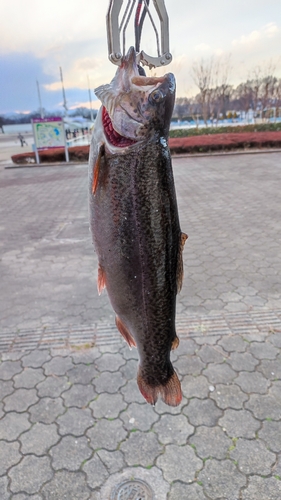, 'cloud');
232,23,279,47
195,43,211,52
0,51,99,114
